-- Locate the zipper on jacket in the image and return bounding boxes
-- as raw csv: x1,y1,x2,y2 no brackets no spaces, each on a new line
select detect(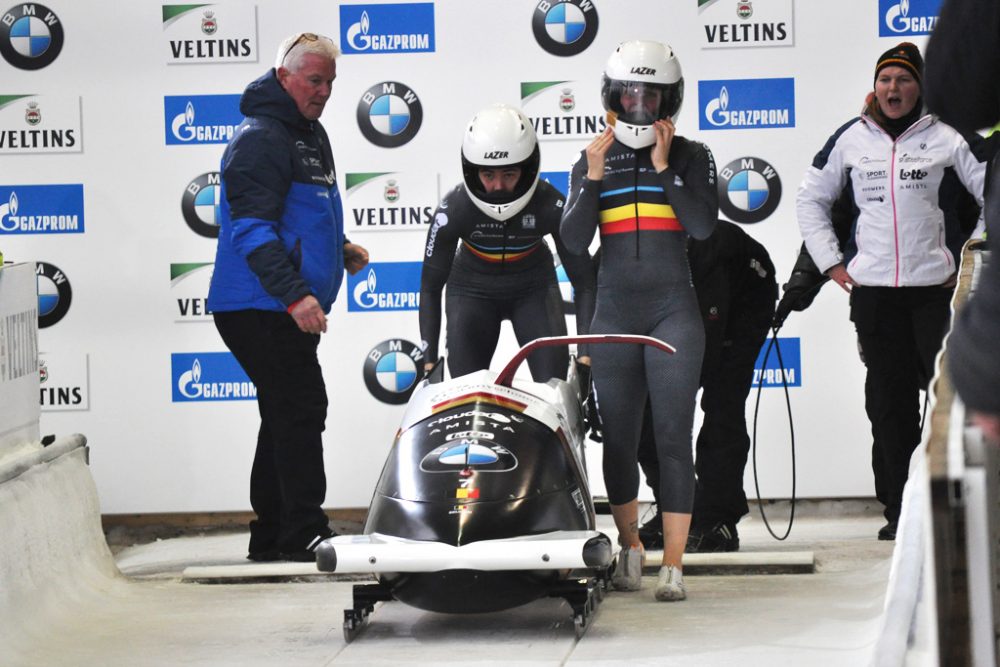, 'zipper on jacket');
633,156,640,258
869,115,927,288
501,223,509,272
890,142,900,286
